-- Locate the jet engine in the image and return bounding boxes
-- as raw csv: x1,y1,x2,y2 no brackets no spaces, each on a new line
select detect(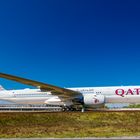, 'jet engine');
83,94,105,106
